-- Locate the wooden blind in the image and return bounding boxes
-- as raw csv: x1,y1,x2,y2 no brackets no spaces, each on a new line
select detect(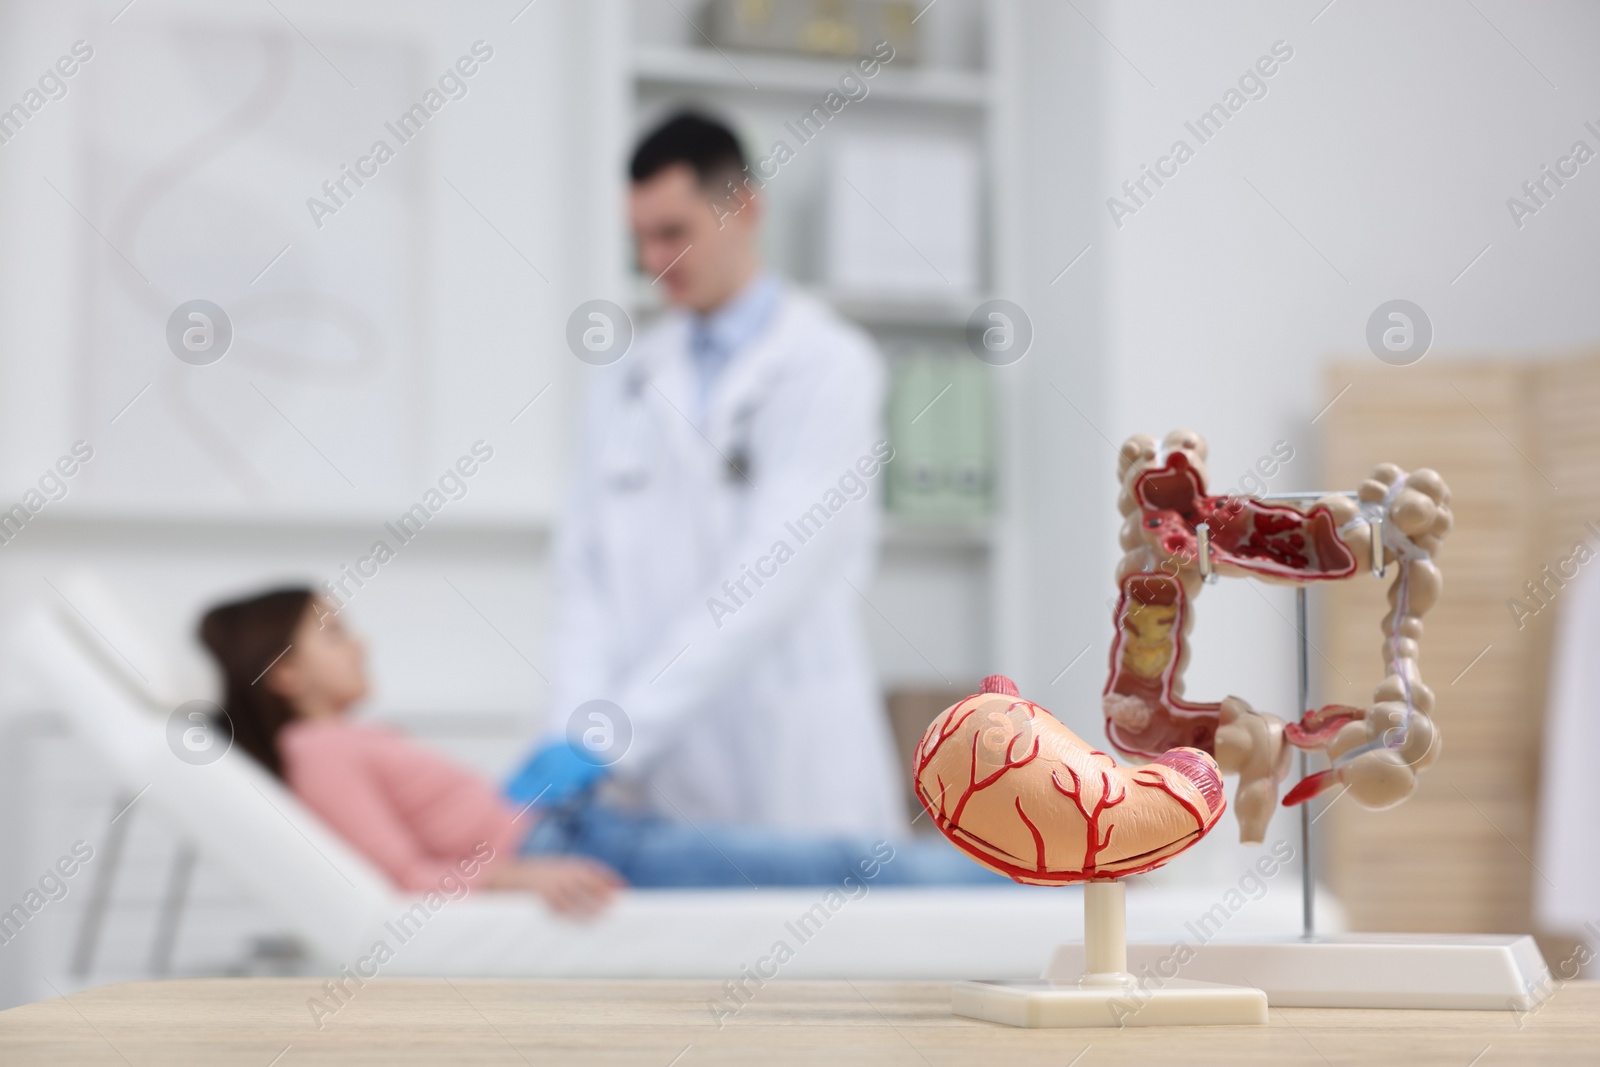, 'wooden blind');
1319,352,1600,936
